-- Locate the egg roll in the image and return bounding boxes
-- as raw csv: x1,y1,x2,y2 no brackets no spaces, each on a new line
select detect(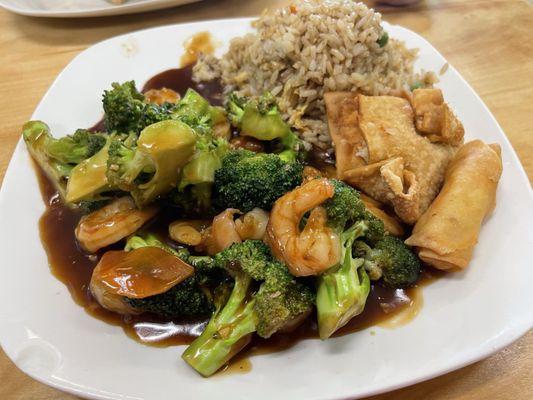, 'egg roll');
405,140,503,270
